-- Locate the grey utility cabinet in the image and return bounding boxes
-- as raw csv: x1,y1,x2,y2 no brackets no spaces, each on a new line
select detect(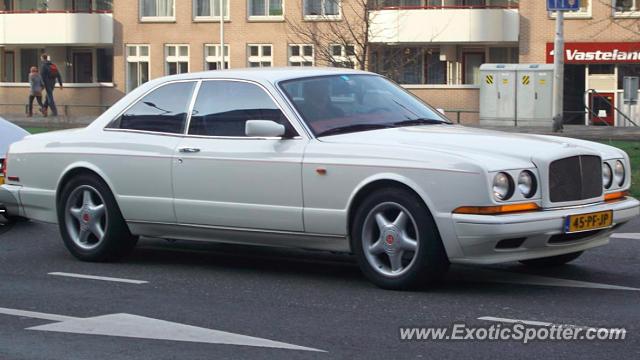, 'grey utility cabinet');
480,64,554,126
